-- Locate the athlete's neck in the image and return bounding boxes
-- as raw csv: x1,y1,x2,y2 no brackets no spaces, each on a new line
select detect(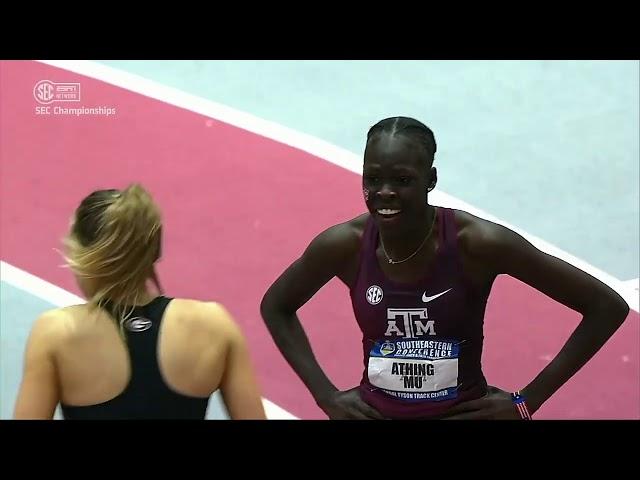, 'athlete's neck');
378,206,437,260
130,290,158,306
